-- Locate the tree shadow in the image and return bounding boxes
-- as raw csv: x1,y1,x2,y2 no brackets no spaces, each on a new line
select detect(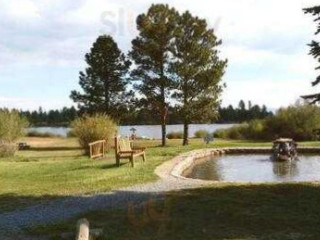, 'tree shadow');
29,147,83,151
100,163,127,169
71,162,125,171
2,184,320,240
